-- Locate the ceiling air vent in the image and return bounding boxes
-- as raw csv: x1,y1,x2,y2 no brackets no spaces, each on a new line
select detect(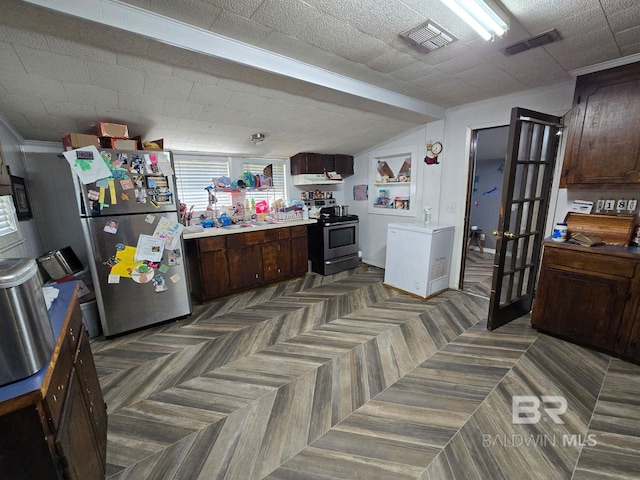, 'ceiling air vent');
503,29,562,56
400,20,456,53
